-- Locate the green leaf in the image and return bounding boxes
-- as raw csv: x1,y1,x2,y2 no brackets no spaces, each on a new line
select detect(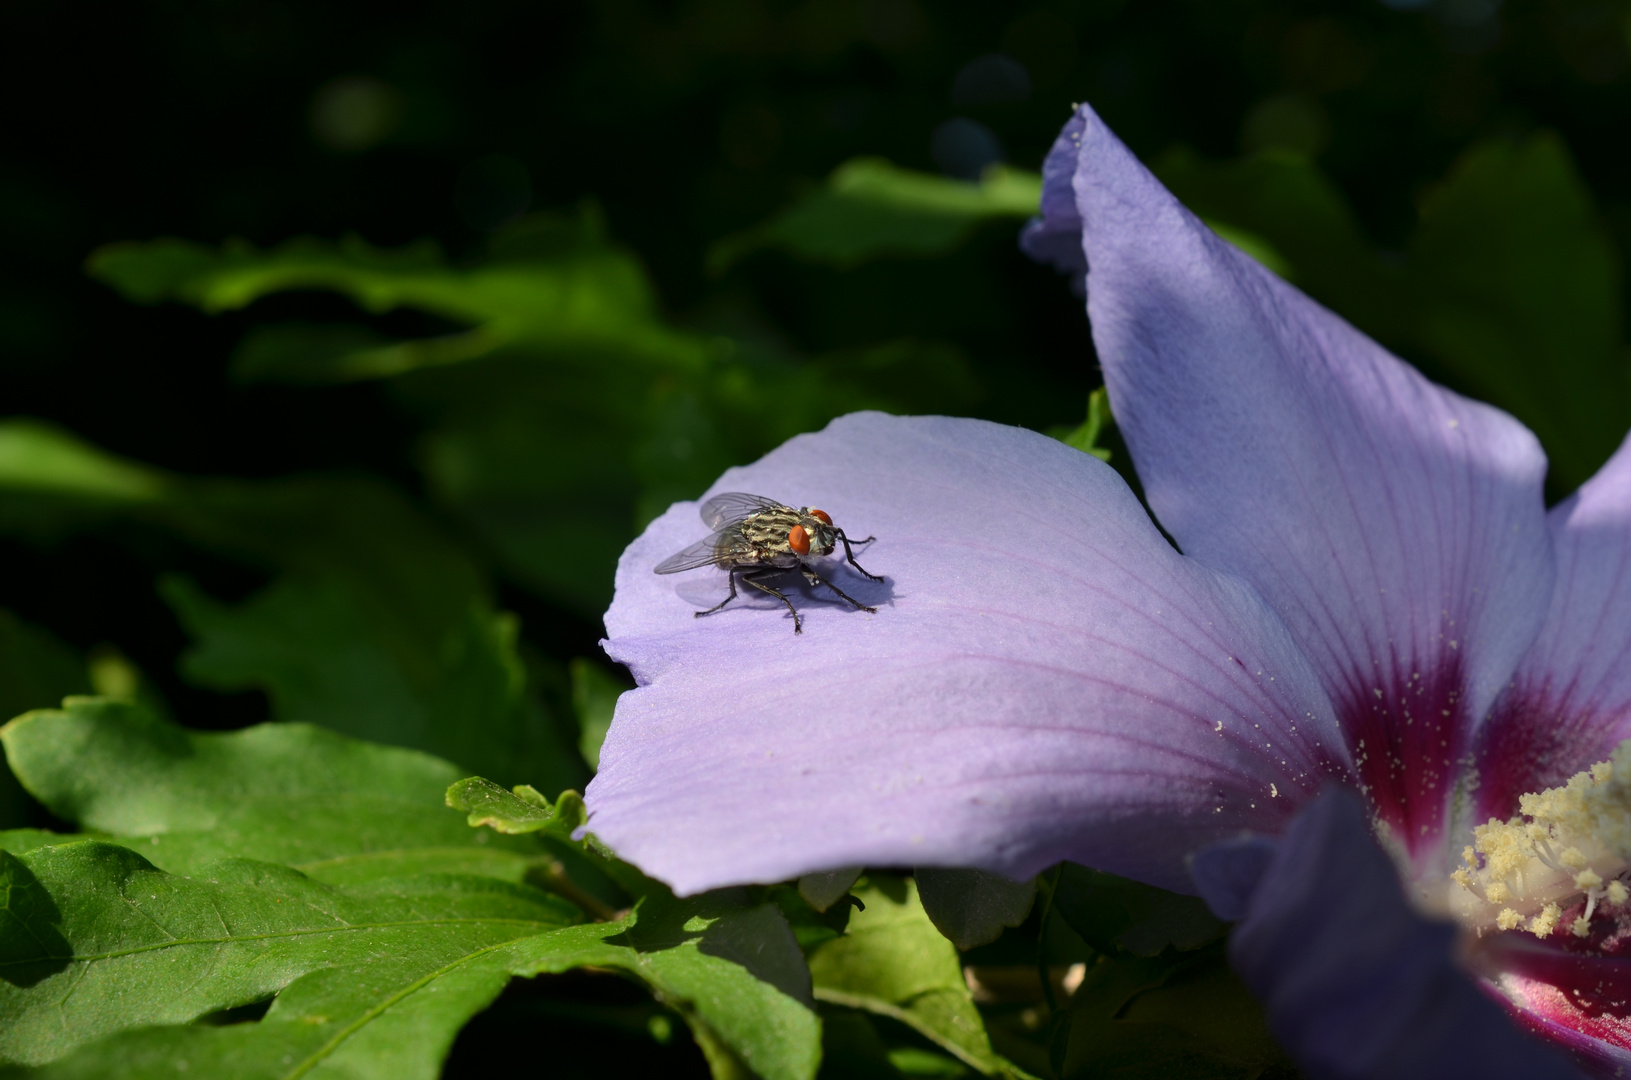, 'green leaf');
807,874,1007,1076
446,785,820,1079
0,841,581,1068
162,573,571,790
914,869,1036,951
709,158,1041,272
1048,864,1224,958
0,707,822,1079
396,357,707,615
1048,387,1113,462
798,867,864,913
770,883,855,953
88,212,707,380
10,886,819,1080
1,697,540,884
0,420,168,539
0,611,91,828
445,776,586,840
92,219,983,620
516,891,820,1080
229,321,398,383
